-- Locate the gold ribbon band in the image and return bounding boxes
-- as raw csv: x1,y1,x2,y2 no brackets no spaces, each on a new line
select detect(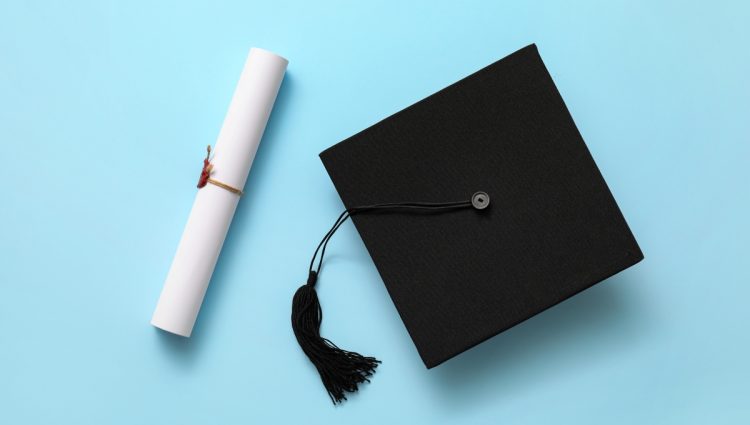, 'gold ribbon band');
206,178,243,196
